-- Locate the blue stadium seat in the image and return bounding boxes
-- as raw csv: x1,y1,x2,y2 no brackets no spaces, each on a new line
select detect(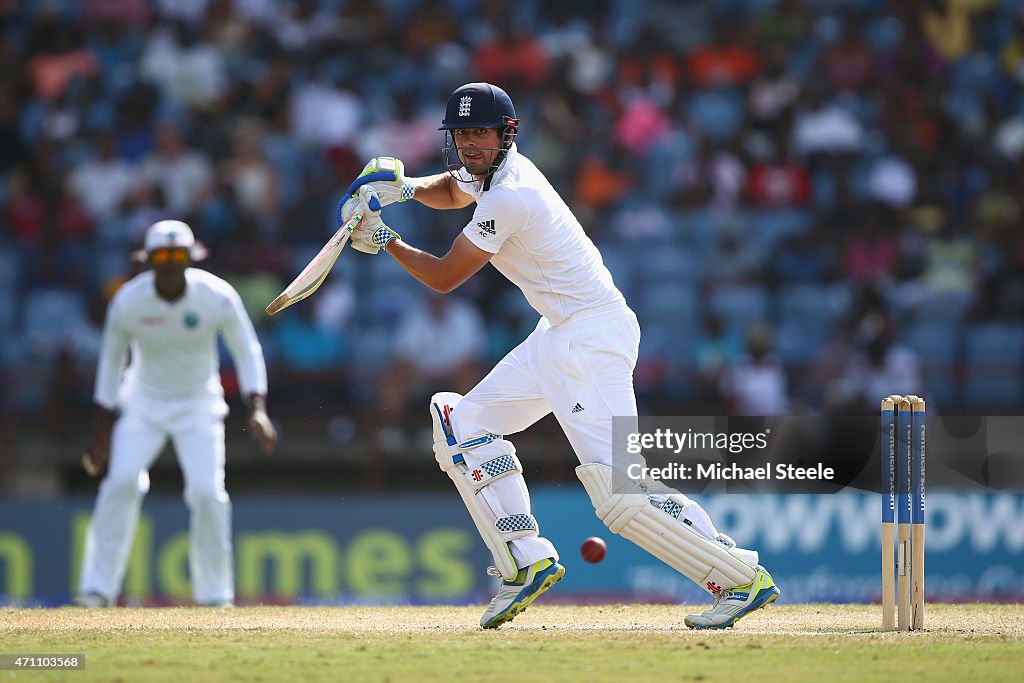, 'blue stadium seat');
913,288,973,324
0,245,17,290
864,13,904,51
902,321,962,364
709,284,769,333
683,88,745,143
846,155,876,202
644,130,696,201
639,283,699,334
22,289,88,355
811,166,839,209
944,87,986,130
675,208,722,251
747,209,814,251
0,288,14,335
640,318,696,369
637,245,704,286
774,321,828,365
964,323,1024,405
901,321,962,405
263,135,307,209
0,246,18,344
950,52,999,95
362,284,424,328
92,247,132,292
3,344,56,414
775,283,852,330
